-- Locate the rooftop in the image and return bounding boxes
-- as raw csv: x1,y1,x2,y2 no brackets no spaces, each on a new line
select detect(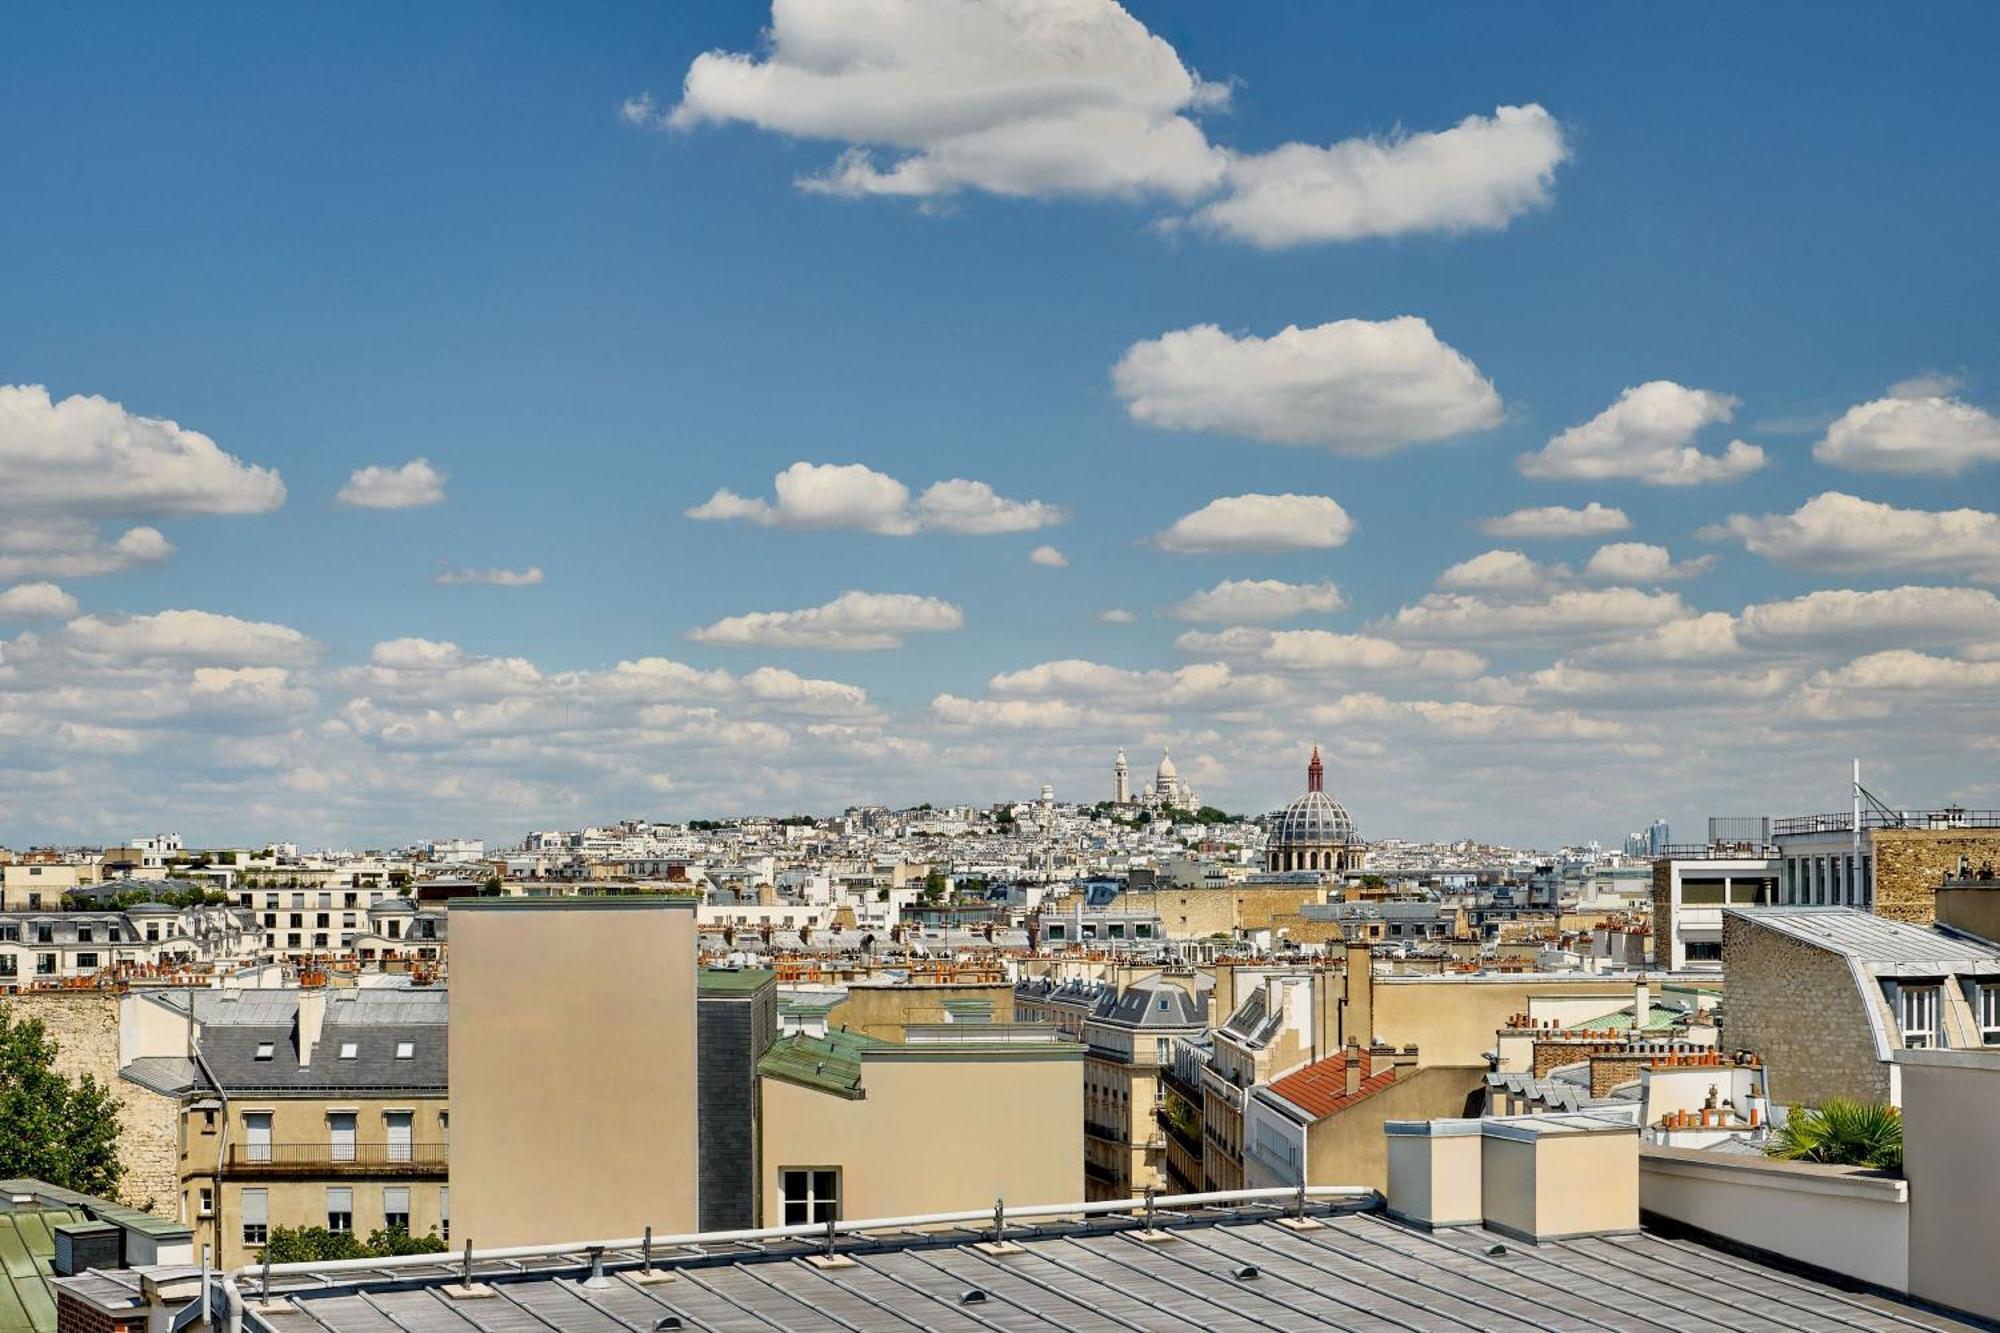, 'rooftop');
1724,906,2000,970
118,1199,1980,1332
